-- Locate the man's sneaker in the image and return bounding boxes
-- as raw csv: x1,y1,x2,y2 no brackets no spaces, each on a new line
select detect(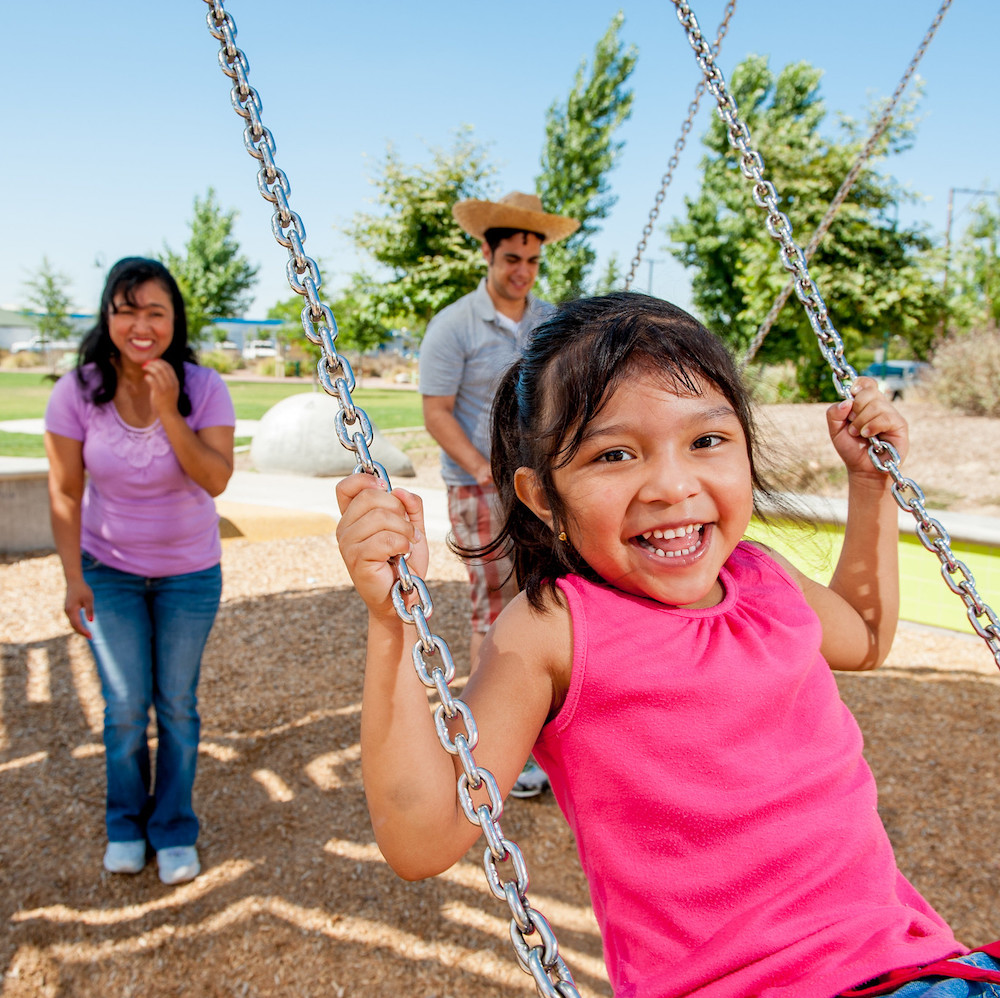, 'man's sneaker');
157,846,200,885
103,840,147,874
510,759,549,799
